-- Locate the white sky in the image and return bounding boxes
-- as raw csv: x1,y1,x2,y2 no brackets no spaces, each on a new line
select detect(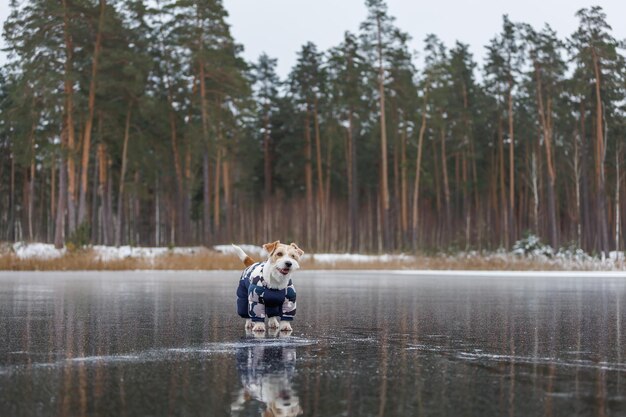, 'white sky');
1,1,625,78
222,0,626,78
